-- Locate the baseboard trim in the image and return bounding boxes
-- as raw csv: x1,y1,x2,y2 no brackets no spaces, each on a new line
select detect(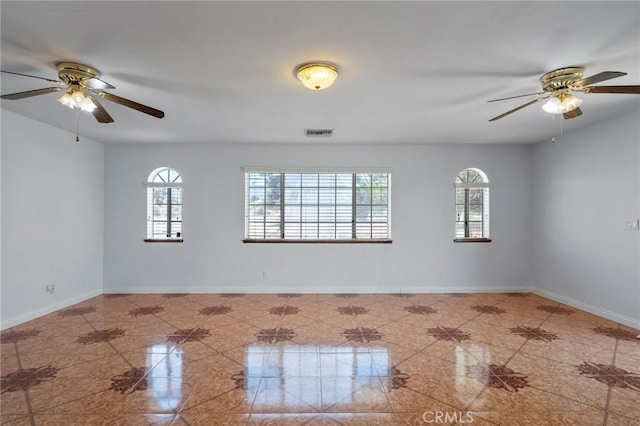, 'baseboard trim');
531,287,640,330
1,289,103,330
104,285,529,295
